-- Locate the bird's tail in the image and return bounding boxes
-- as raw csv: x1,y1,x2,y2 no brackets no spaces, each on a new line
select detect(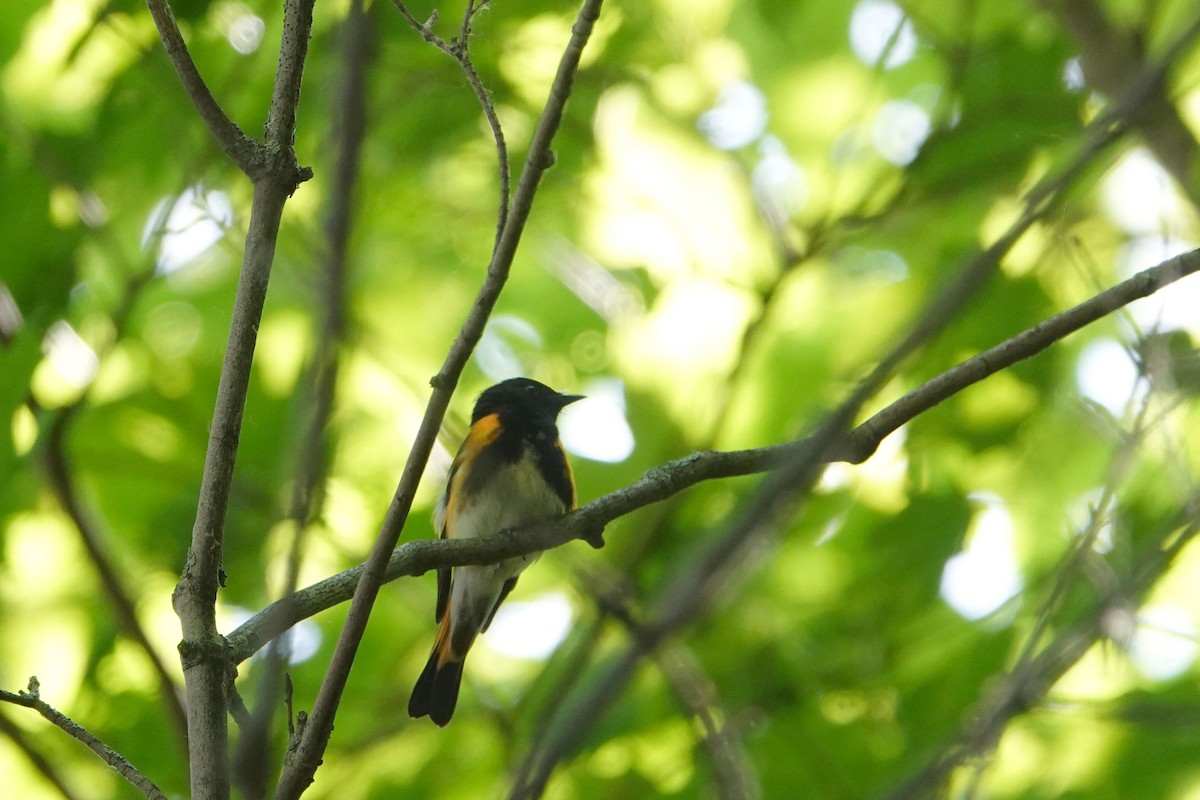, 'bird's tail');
408,615,465,726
